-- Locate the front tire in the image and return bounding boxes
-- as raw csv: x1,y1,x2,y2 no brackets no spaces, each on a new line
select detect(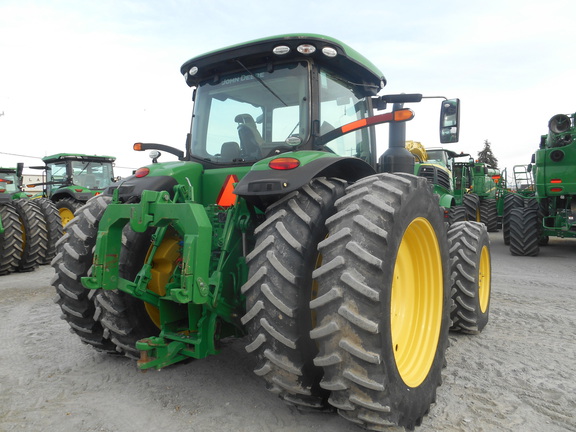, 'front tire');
448,221,491,333
241,177,346,409
55,197,83,228
310,173,450,430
